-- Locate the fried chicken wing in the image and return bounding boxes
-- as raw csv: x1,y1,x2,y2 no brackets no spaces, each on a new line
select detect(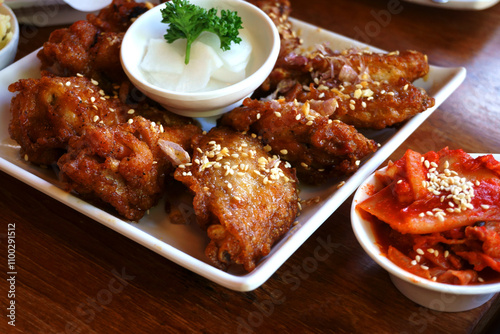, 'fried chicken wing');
220,98,378,183
174,127,299,271
87,0,151,33
8,76,130,165
286,77,435,129
37,20,126,92
248,0,302,94
247,0,300,62
305,48,429,87
265,46,430,95
37,0,152,92
58,116,201,221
